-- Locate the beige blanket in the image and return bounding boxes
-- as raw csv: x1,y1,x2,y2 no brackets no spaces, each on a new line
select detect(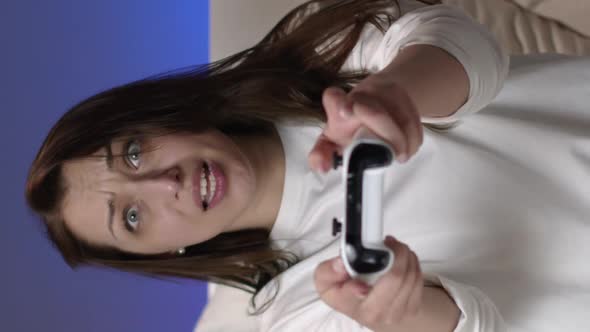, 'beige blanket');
514,0,590,37
443,0,590,56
